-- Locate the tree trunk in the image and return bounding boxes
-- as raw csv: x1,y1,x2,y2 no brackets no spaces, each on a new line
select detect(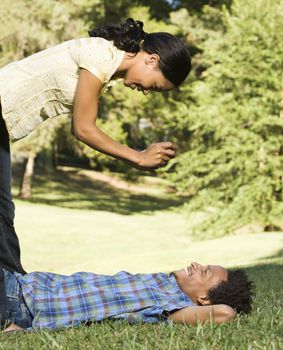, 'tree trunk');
19,152,35,199
52,142,58,169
